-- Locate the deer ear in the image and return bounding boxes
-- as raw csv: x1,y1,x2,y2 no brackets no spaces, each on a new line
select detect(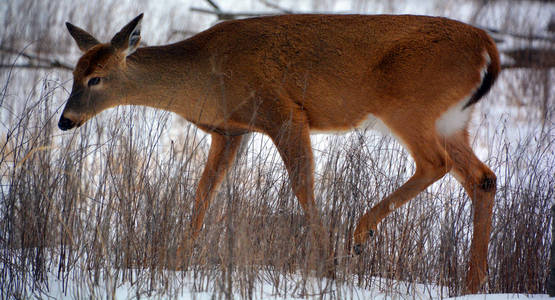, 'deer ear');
111,13,143,57
66,22,100,52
